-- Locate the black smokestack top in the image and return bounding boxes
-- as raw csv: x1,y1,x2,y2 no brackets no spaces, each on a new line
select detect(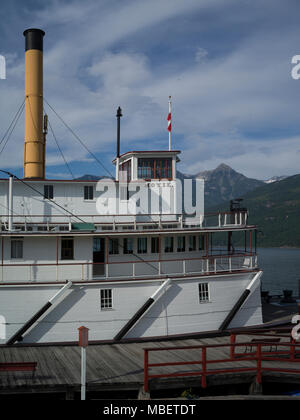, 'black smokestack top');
116,106,122,158
23,28,45,51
